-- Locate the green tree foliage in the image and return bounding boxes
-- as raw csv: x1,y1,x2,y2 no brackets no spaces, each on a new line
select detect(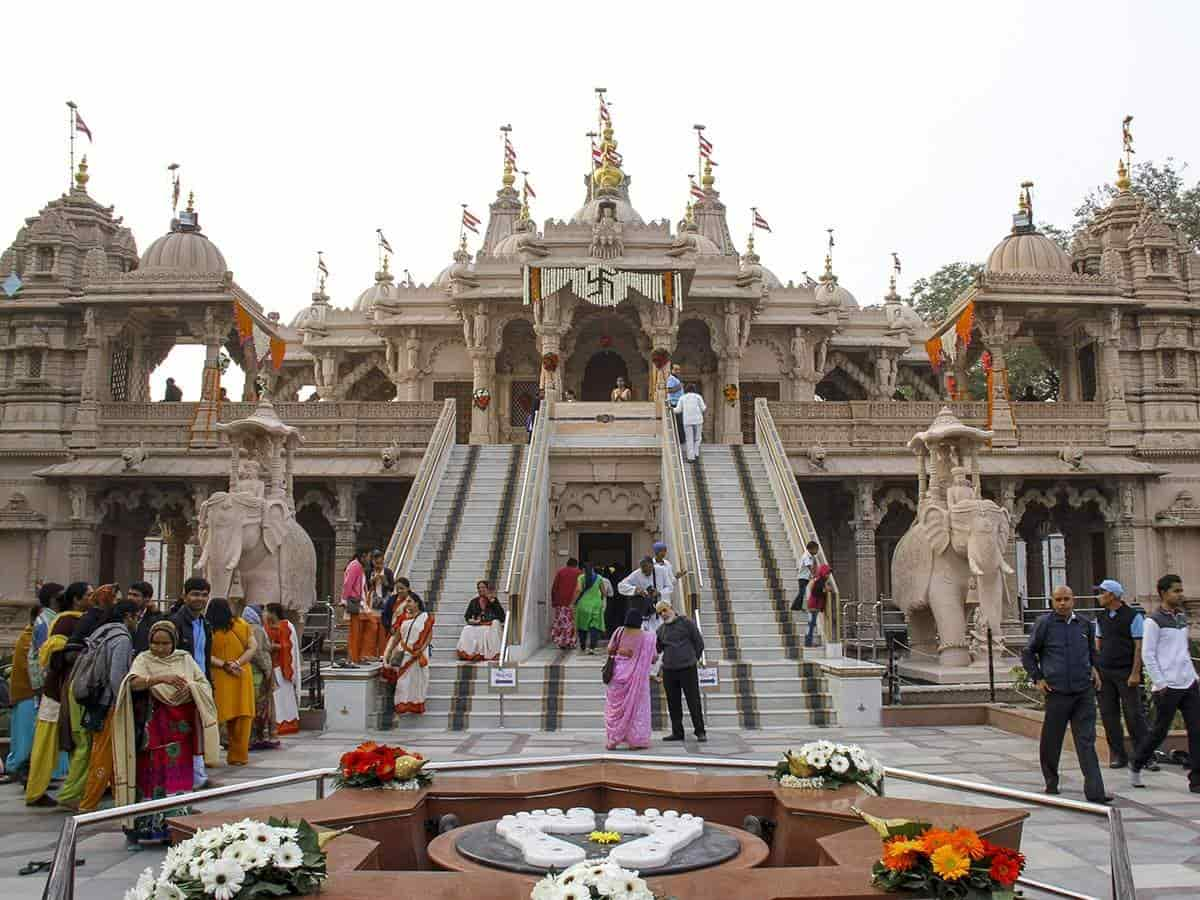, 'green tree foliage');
1074,158,1200,251
908,262,982,324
